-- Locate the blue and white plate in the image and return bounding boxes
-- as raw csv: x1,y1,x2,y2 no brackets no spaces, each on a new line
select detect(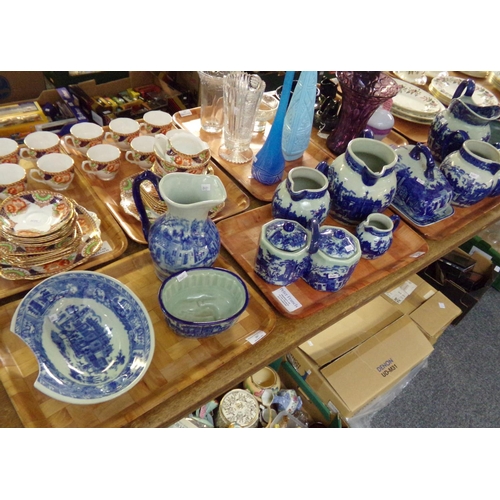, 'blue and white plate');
10,271,155,404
